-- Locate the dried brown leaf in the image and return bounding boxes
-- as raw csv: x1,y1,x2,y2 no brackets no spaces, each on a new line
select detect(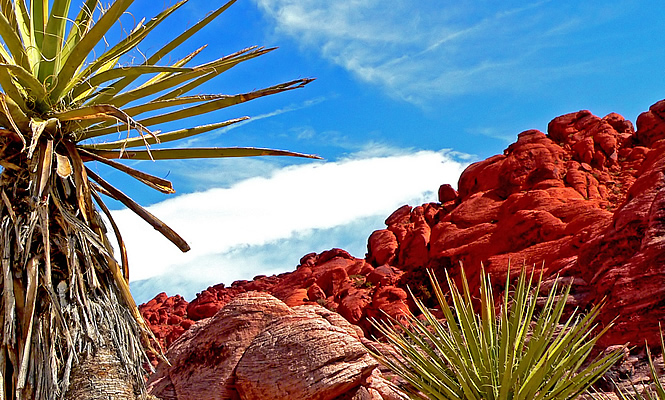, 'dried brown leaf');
63,141,94,224
17,257,38,390
55,153,72,178
79,148,175,194
90,189,129,282
85,167,190,253
36,140,54,199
